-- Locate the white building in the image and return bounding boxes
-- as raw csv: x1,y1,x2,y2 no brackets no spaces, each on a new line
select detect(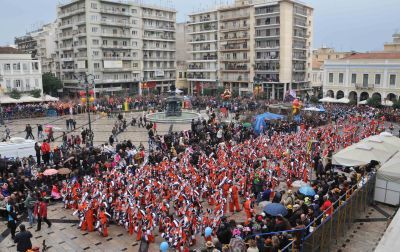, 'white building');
323,52,400,103
0,47,43,95
55,0,176,95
